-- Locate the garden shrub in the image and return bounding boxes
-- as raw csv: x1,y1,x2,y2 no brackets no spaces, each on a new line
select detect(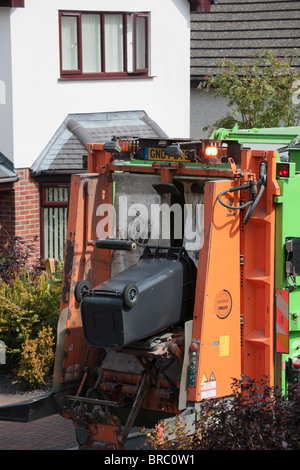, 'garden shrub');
142,414,194,450
0,235,37,283
17,326,55,389
0,275,40,369
0,232,63,387
144,376,300,450
0,270,61,374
